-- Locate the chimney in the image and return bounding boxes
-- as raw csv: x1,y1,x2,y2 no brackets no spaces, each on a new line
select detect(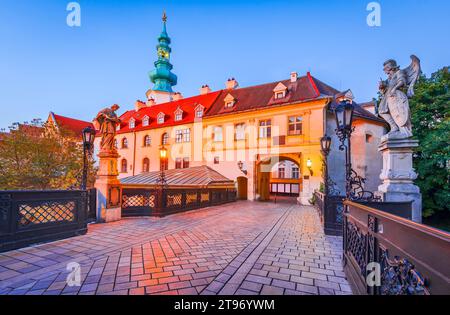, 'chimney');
146,97,156,107
200,84,212,95
172,92,183,101
135,100,146,111
290,72,298,83
226,77,239,89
